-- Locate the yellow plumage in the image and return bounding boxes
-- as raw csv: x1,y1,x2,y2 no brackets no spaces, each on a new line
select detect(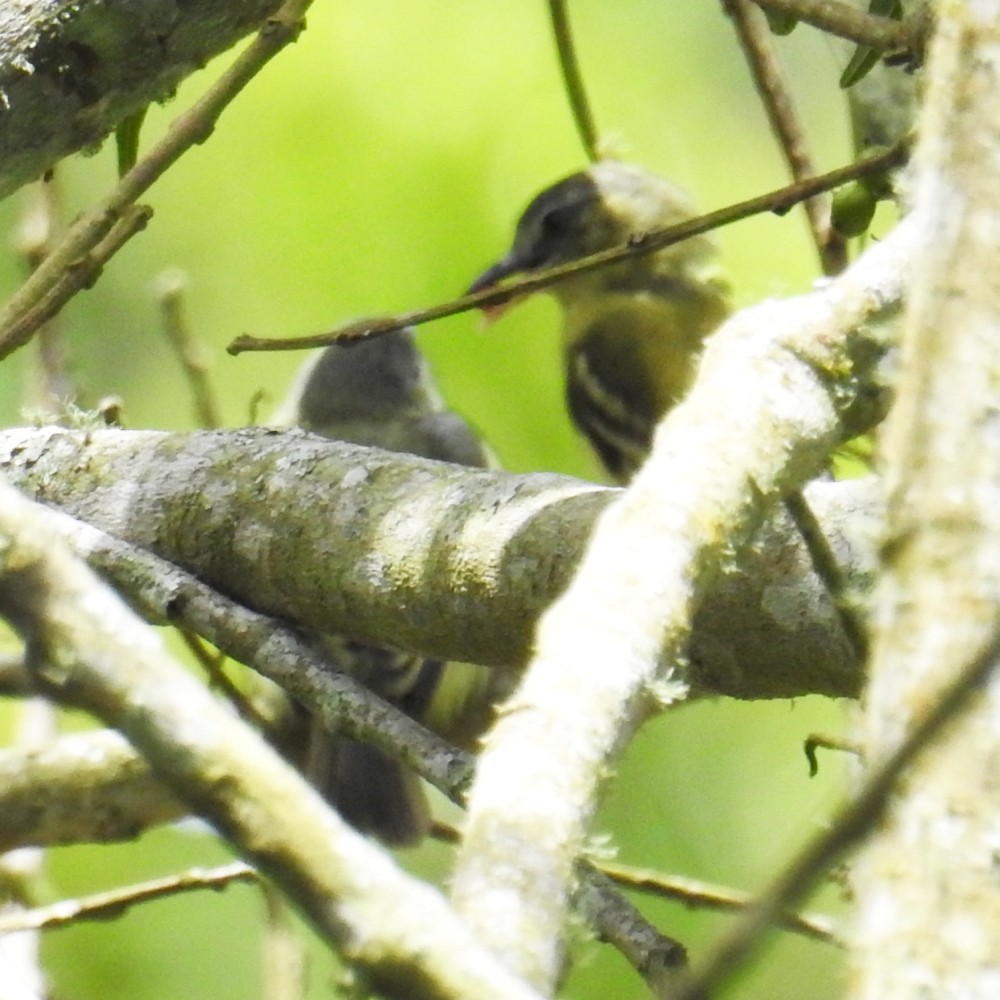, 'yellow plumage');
469,161,730,481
